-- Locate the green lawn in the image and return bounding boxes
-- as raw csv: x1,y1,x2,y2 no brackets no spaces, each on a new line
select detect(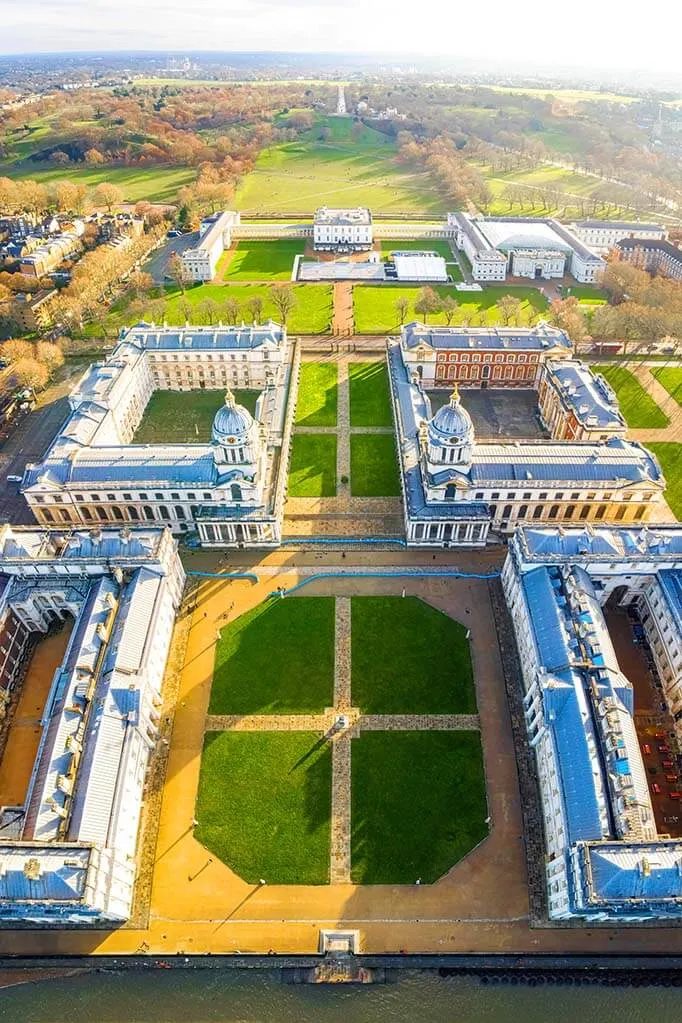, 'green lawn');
348,362,393,428
210,597,335,714
647,444,682,520
94,282,332,336
353,284,548,333
351,597,476,714
0,163,196,203
598,365,669,428
561,285,607,305
351,731,488,884
289,434,337,497
652,368,682,408
296,362,338,426
378,238,462,279
132,389,259,443
196,731,331,884
349,435,400,497
235,115,444,216
221,239,304,280
479,162,636,221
